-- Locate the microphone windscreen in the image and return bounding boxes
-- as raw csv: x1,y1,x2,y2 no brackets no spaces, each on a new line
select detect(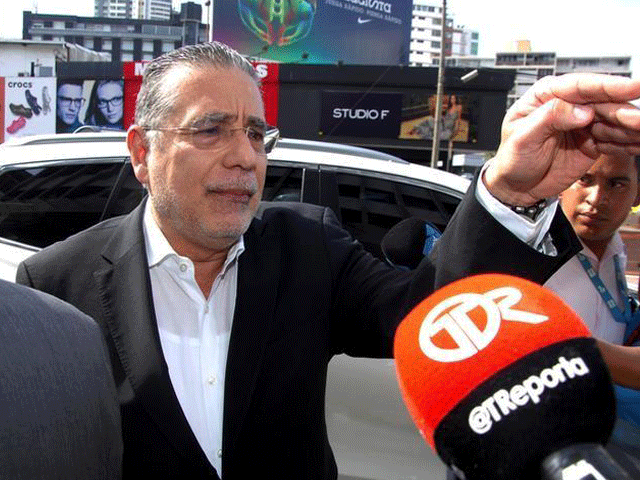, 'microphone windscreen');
394,274,616,480
381,217,428,269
